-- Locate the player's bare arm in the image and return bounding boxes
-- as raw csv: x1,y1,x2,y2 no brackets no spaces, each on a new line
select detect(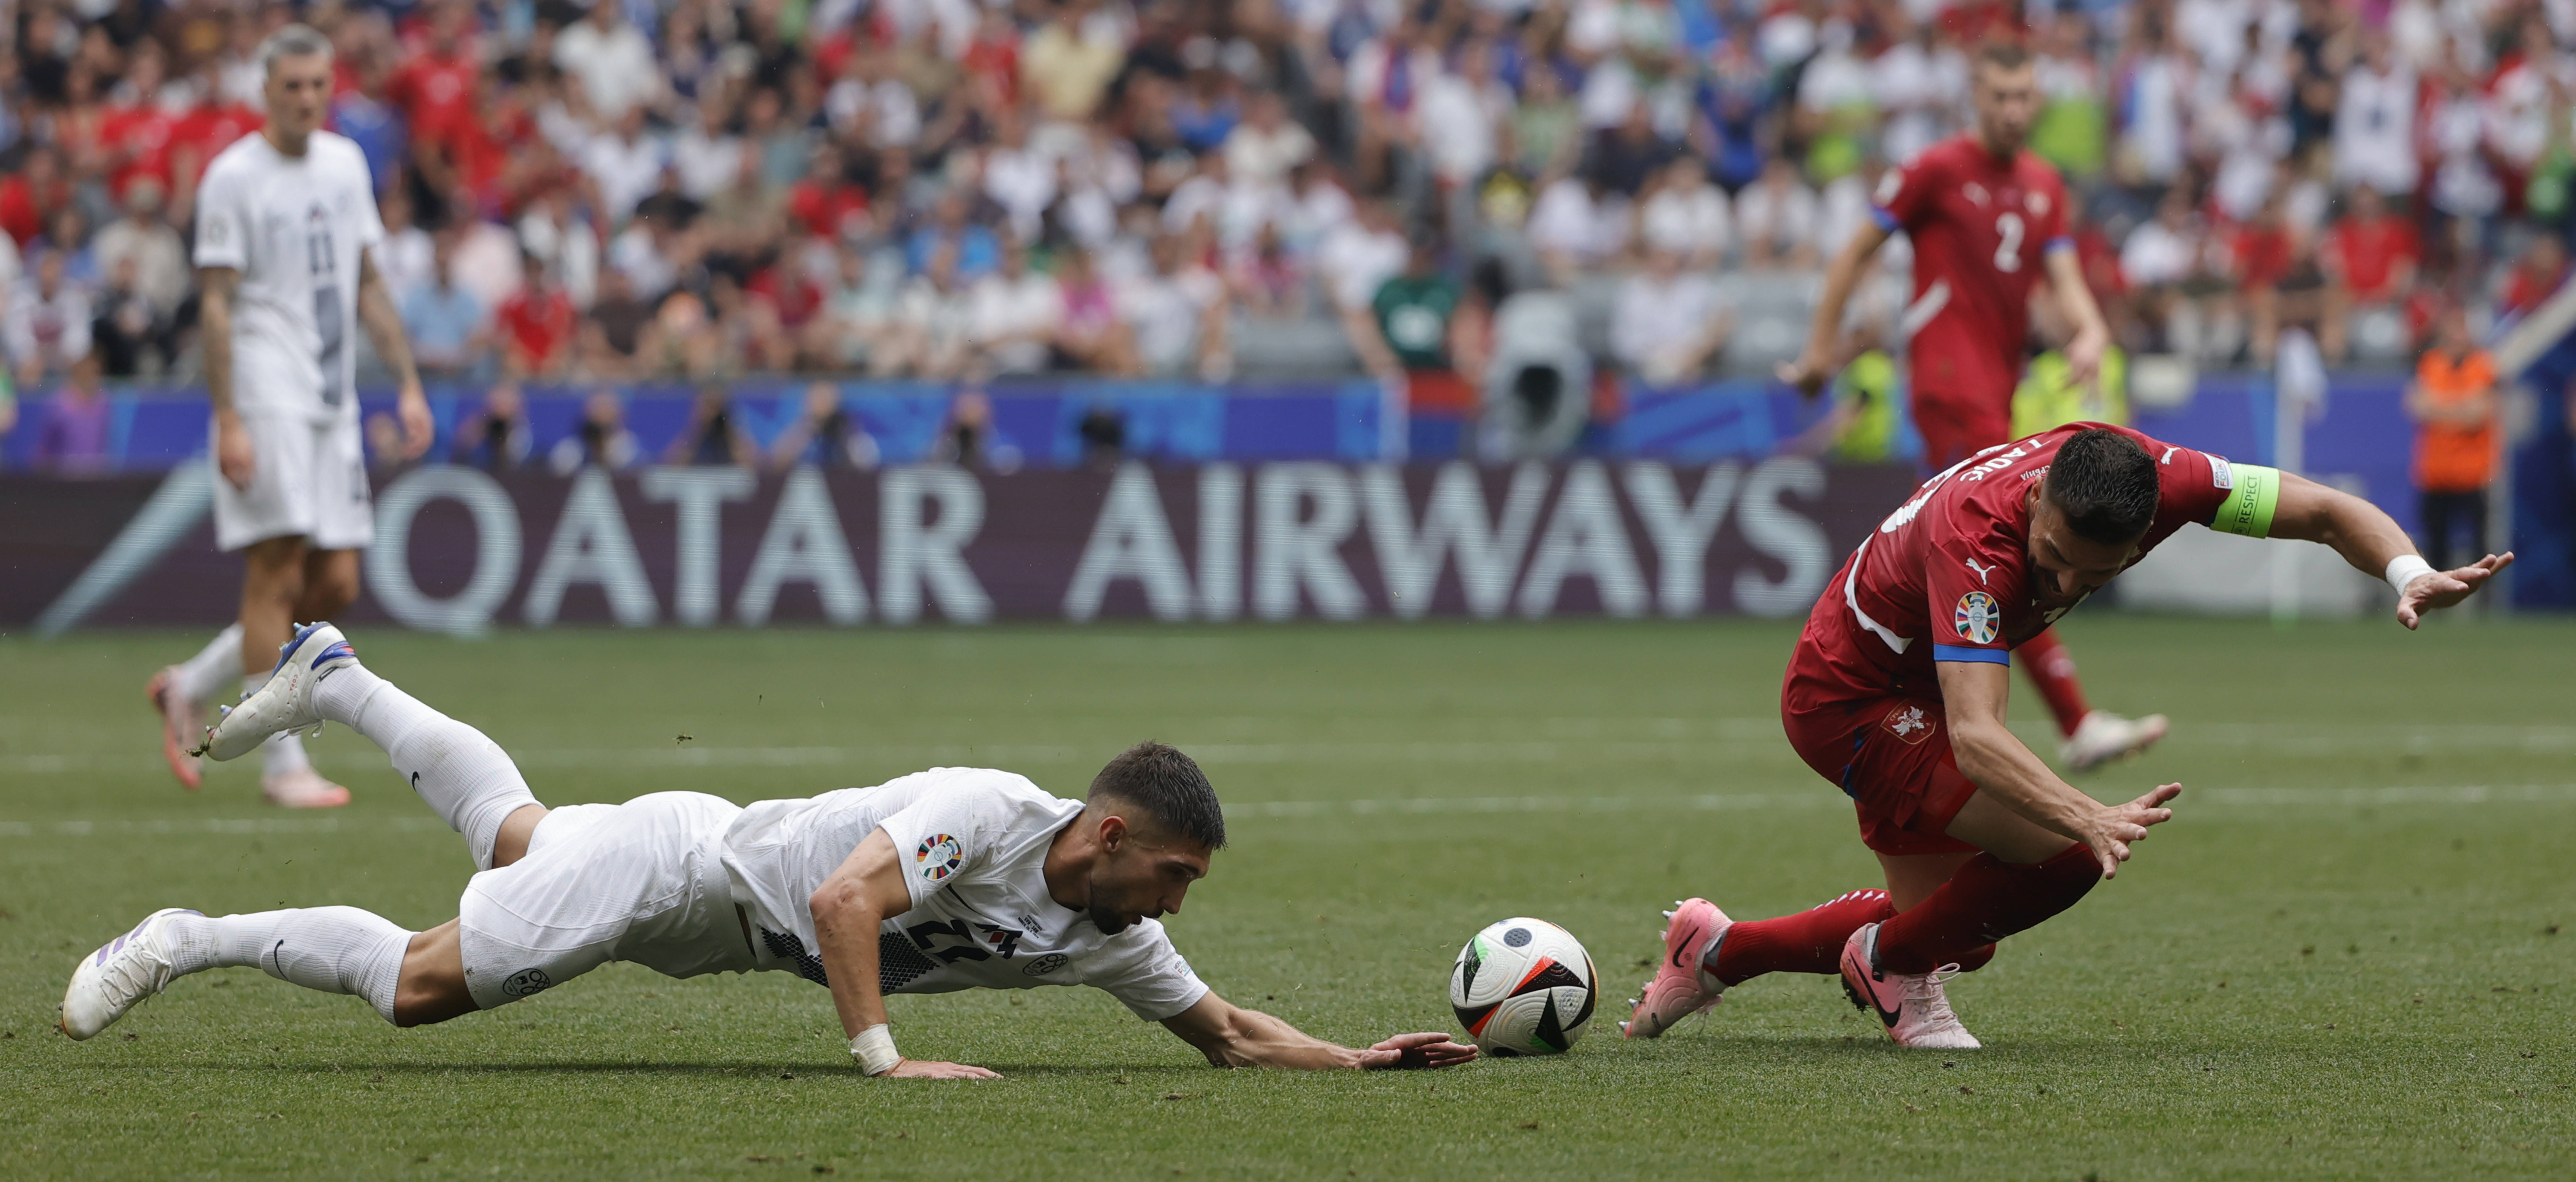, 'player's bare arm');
1935,659,2179,878
198,265,253,490
808,829,999,1079
2041,245,2112,389
355,251,434,458
2262,470,2512,629
1779,219,1890,397
1160,992,1476,1071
